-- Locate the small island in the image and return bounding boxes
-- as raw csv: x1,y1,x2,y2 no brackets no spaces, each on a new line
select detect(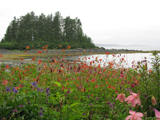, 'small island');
0,11,96,50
